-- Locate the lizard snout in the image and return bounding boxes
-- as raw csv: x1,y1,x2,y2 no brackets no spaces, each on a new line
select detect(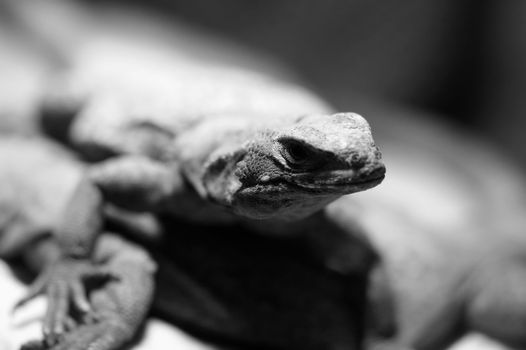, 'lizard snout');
347,150,385,183
360,162,386,181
